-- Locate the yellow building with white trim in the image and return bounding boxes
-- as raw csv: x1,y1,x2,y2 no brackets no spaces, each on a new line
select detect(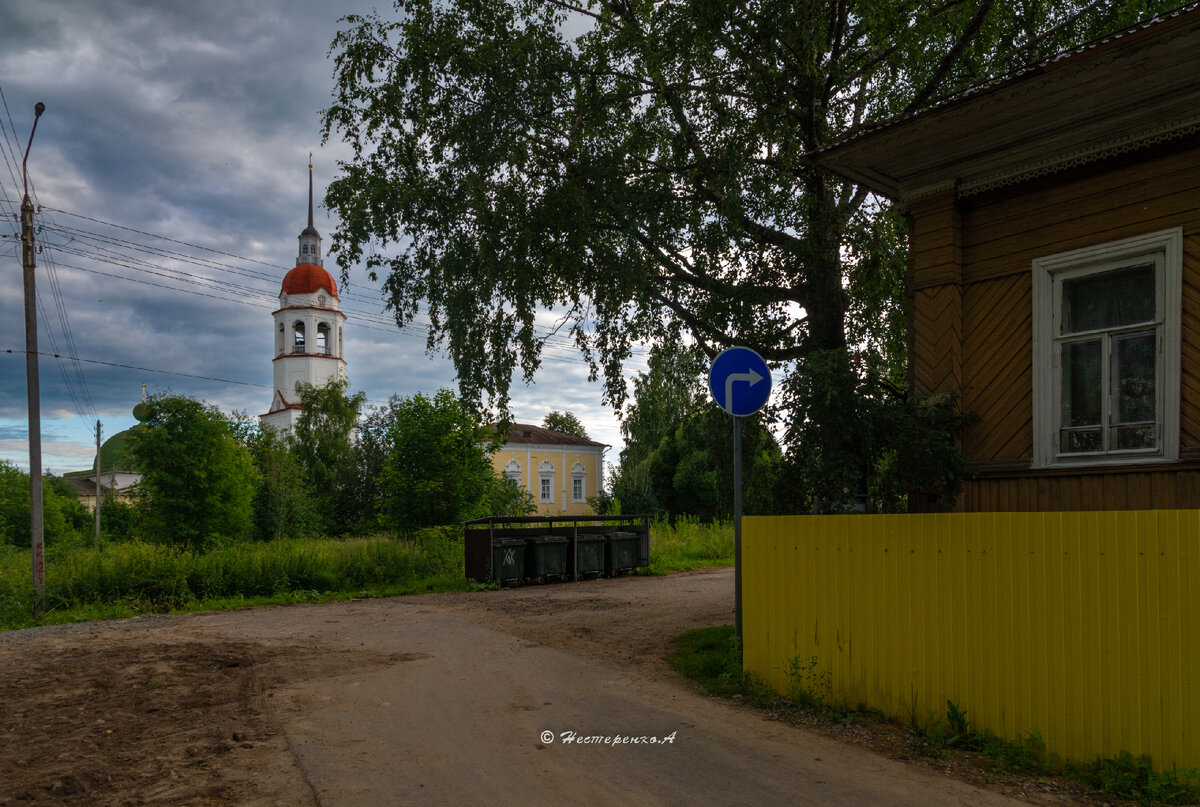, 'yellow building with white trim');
490,424,608,516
